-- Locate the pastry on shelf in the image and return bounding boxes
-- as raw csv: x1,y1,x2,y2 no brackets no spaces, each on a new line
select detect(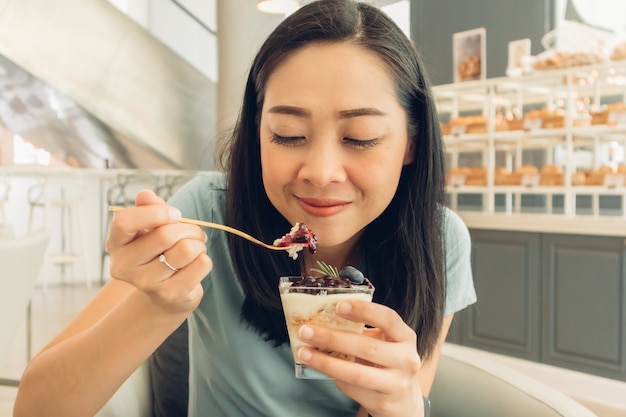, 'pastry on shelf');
572,171,587,186
504,165,539,186
446,167,471,186
585,165,614,186
591,111,607,125
522,107,591,129
606,103,626,126
464,166,487,186
449,115,488,135
540,165,564,186
457,55,481,81
591,102,626,126
523,109,544,129
494,167,510,185
542,109,566,129
610,41,626,61
493,115,525,131
532,50,604,71
505,118,524,131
